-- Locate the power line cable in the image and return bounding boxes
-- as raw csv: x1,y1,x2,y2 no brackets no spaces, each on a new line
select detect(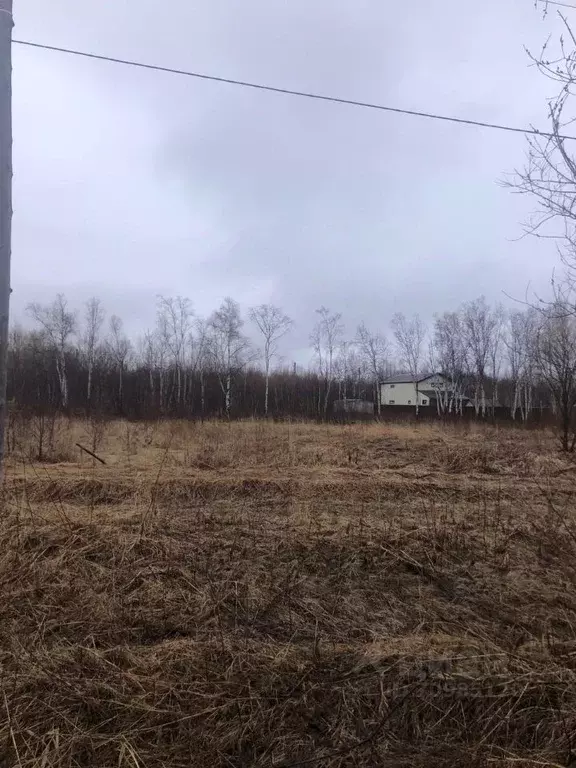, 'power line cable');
13,38,576,141
535,0,576,10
